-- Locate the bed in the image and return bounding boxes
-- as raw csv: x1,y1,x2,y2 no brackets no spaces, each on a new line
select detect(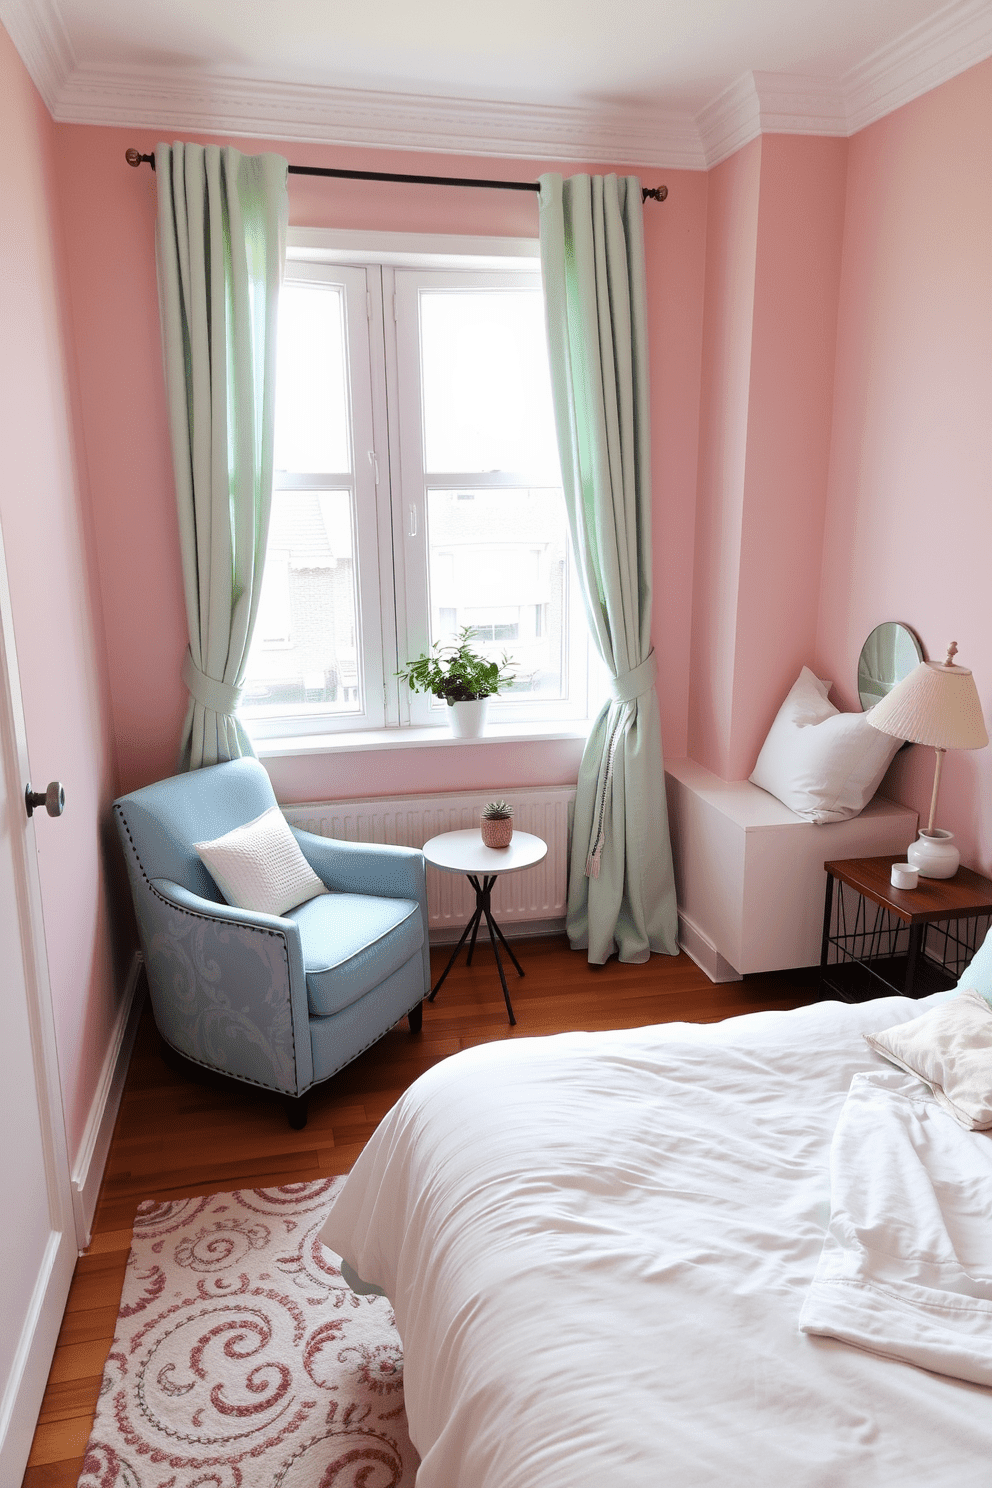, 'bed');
318,990,992,1486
